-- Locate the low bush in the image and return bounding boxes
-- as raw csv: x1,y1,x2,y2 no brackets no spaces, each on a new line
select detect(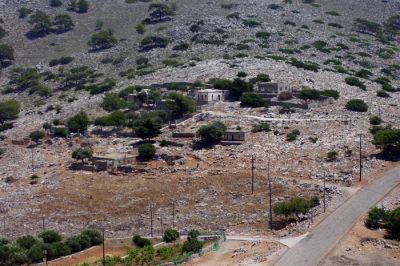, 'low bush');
370,116,382,125
240,92,266,107
252,122,271,133
39,230,61,244
345,99,368,112
345,77,366,90
327,151,338,161
365,207,388,229
132,235,151,248
138,143,156,161
163,229,179,243
321,89,340,99
286,129,300,141
377,90,390,98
